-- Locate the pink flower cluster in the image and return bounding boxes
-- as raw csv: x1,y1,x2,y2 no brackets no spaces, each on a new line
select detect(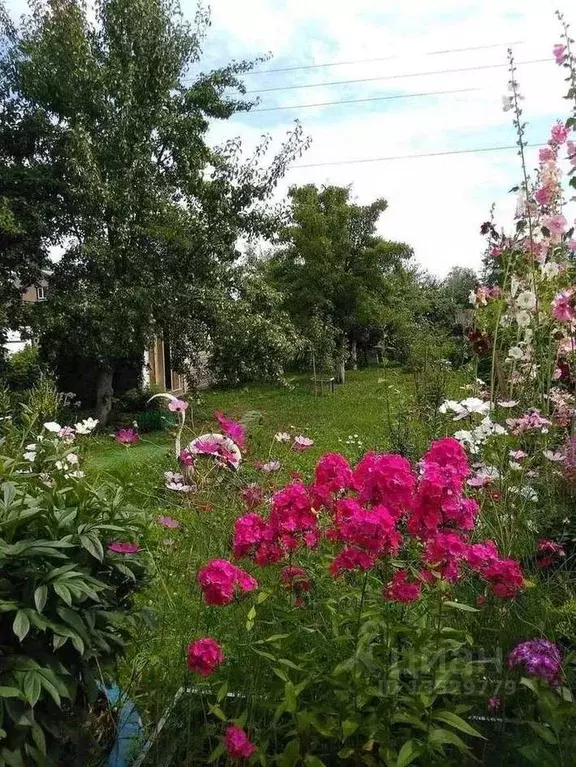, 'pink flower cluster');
186,637,224,676
215,412,245,450
384,570,421,603
197,559,258,606
225,726,255,760
505,409,551,435
552,287,576,324
115,428,139,445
